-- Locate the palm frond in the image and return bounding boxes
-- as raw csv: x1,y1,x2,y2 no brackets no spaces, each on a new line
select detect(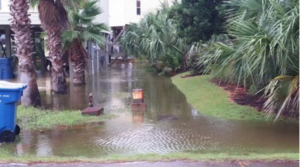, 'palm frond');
263,75,299,121
82,30,105,46
62,30,80,47
62,0,108,47
121,5,188,73
37,0,69,29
